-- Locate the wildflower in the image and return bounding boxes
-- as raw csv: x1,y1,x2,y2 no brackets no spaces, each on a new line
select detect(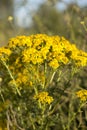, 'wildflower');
80,21,84,25
16,74,28,84
0,47,11,56
0,47,11,61
8,16,13,21
49,58,60,69
7,34,87,69
76,89,87,102
34,91,54,104
8,36,32,49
